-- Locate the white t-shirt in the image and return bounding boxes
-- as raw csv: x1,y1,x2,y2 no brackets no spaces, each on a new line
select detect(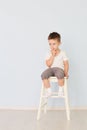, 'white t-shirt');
45,50,68,70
